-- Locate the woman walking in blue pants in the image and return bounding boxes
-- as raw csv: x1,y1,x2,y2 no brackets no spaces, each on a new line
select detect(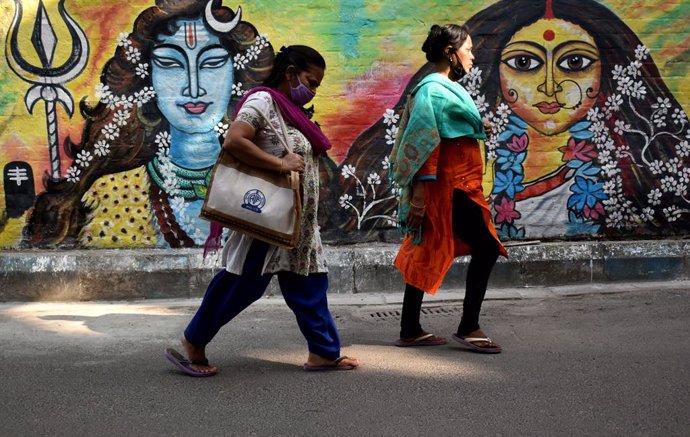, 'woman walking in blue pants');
165,45,359,376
